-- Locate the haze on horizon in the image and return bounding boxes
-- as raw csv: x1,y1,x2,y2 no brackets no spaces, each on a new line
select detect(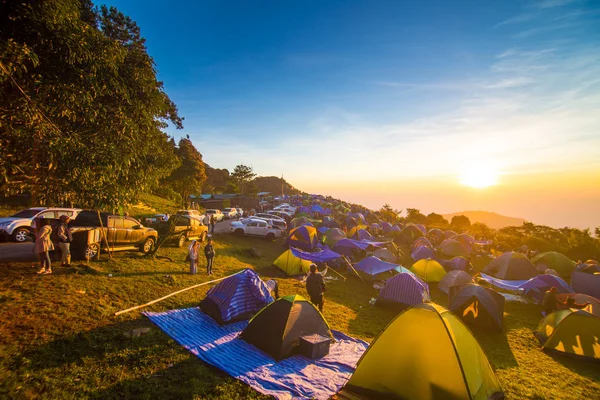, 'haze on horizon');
105,0,600,230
